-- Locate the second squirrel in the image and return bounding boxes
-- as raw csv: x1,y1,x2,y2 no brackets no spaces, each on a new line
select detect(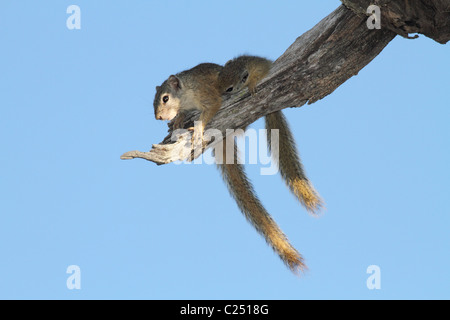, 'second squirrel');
218,55,324,214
